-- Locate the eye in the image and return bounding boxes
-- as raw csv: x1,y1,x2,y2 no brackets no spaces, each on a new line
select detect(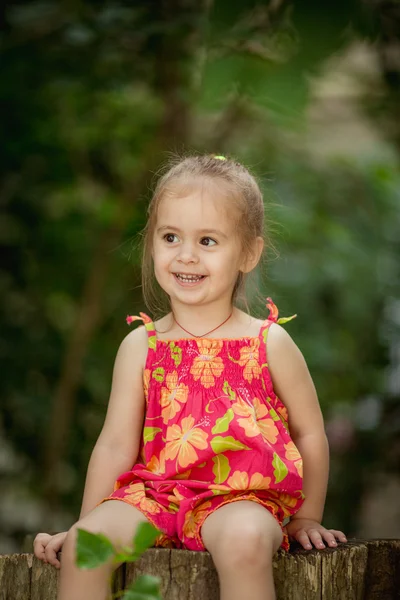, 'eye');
163,233,179,243
200,237,217,247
